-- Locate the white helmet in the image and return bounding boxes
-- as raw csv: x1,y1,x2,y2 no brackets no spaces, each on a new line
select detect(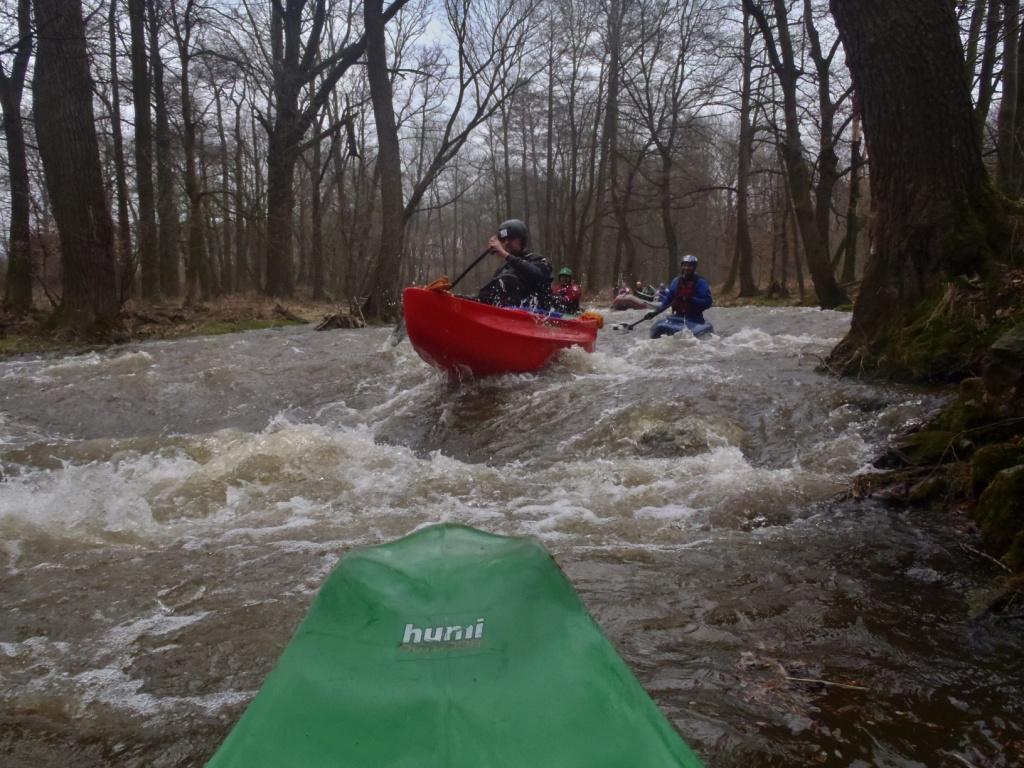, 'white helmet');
681,254,698,266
